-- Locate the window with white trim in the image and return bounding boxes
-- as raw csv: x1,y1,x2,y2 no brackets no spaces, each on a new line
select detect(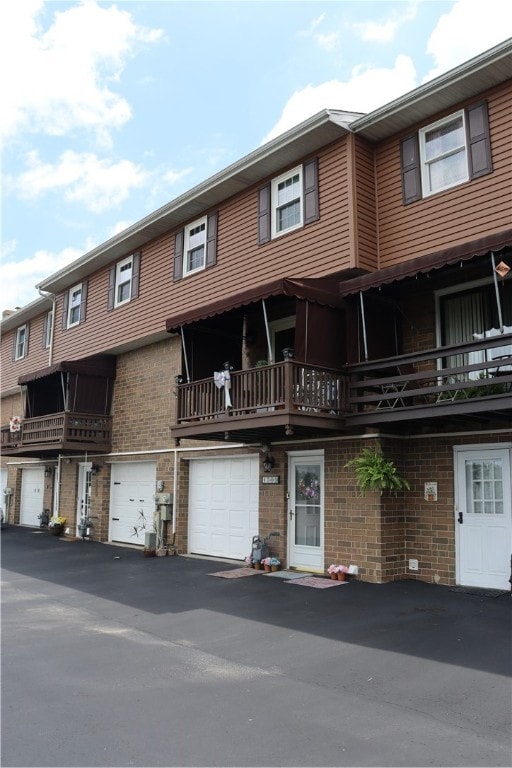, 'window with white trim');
15,325,28,360
44,309,53,348
67,283,83,328
115,256,133,307
183,217,207,276
419,111,468,196
271,166,303,238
